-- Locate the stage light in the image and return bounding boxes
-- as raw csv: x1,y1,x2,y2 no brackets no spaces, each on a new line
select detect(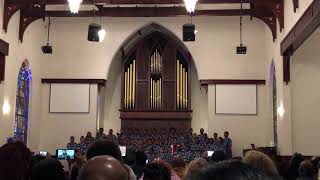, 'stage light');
98,28,106,42
68,0,82,14
3,100,10,115
184,0,198,13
